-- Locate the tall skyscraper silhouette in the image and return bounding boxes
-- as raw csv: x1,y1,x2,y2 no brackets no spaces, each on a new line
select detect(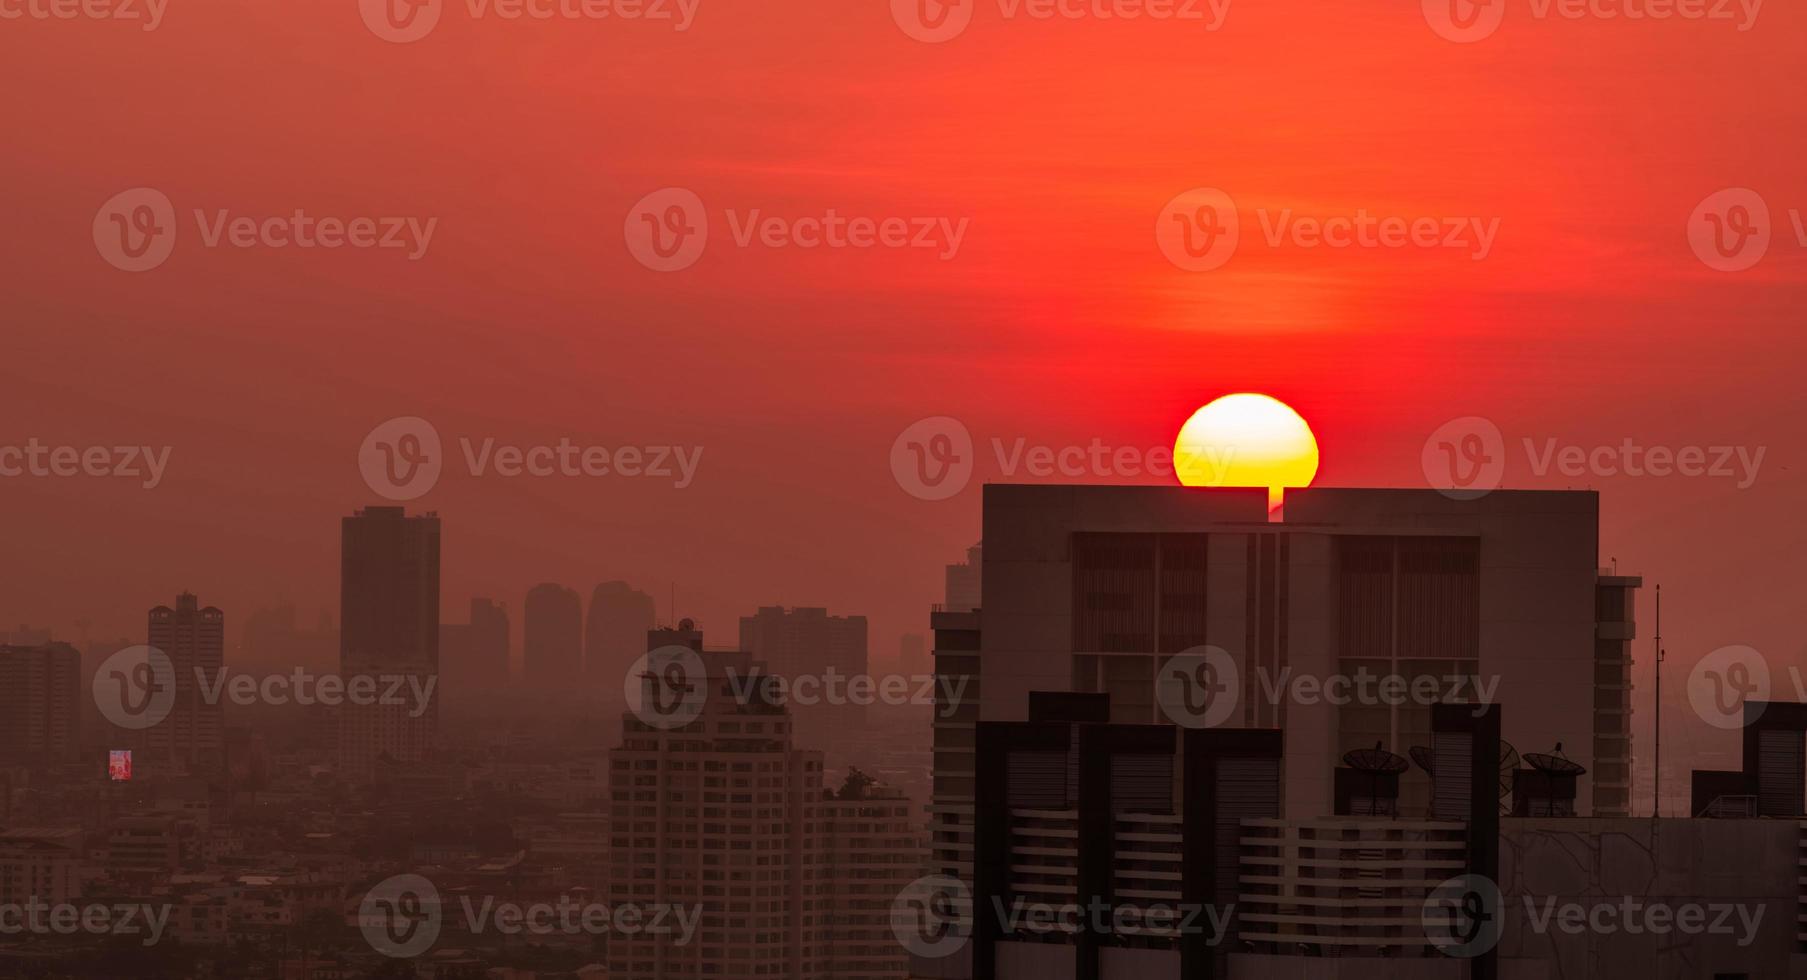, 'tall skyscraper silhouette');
739,606,869,740
524,583,583,689
144,593,225,775
0,641,80,766
441,597,511,696
337,506,440,782
944,541,982,613
585,581,655,696
608,622,917,979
